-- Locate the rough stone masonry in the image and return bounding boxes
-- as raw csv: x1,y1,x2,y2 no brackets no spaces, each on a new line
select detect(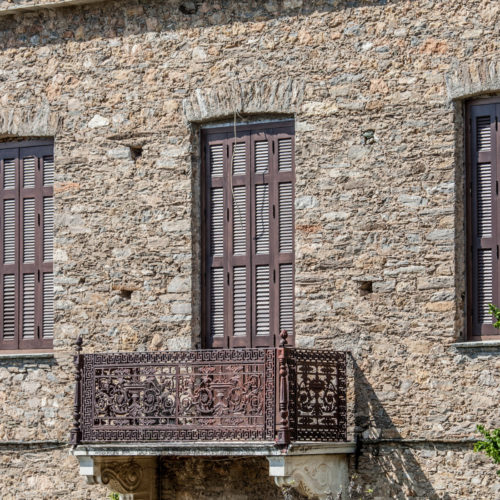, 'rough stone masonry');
0,0,498,499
